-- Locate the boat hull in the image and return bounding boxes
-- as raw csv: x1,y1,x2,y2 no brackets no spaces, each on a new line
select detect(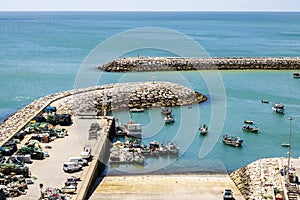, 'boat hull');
199,128,208,135
200,131,208,136
272,106,284,114
293,73,300,78
281,143,290,147
244,120,254,125
242,128,259,133
222,135,243,147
